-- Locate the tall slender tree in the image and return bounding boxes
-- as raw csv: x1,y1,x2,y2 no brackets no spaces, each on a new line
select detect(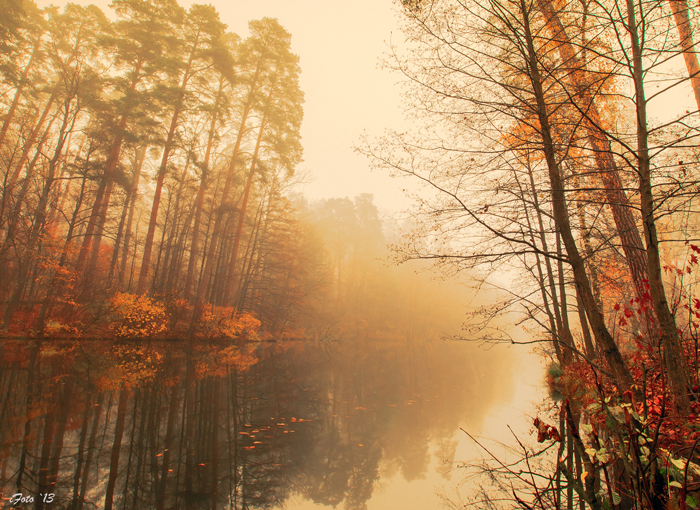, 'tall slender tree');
75,0,182,276
136,4,228,294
